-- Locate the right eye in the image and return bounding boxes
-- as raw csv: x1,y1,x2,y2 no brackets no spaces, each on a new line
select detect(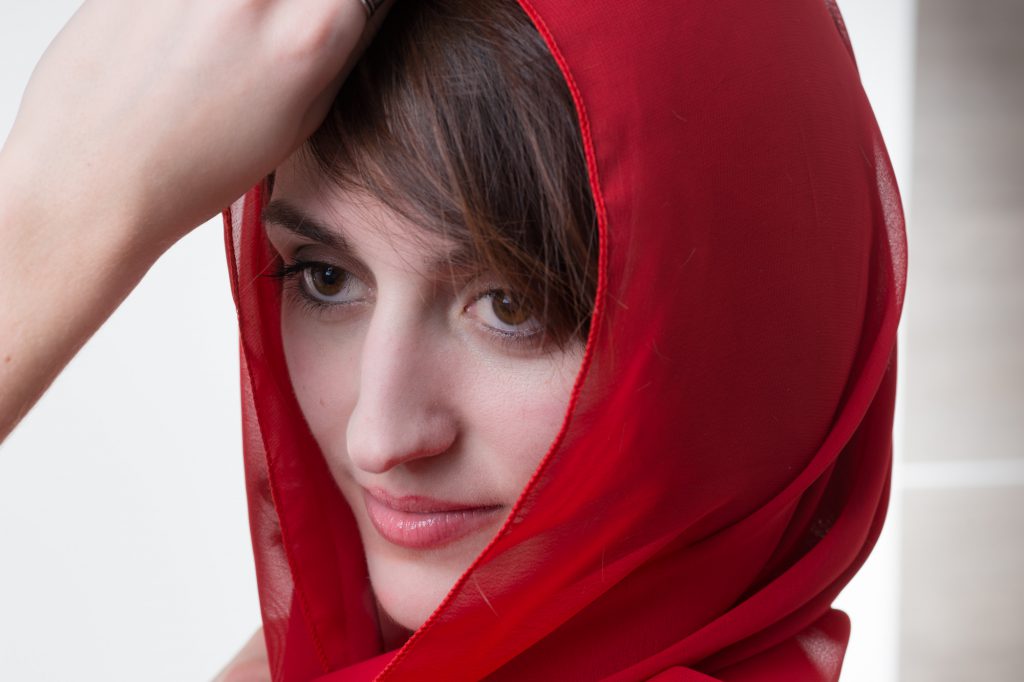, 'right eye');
272,260,370,306
300,263,369,304
304,263,342,296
